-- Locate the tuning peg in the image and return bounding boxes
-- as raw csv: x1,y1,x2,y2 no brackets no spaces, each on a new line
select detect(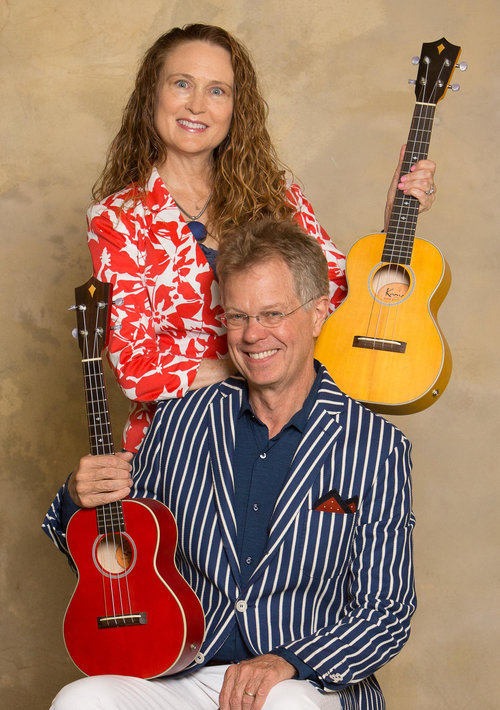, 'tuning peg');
68,305,77,311
408,79,417,85
72,328,79,339
456,61,468,71
113,297,124,306
110,324,122,332
448,83,460,92
411,56,419,65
